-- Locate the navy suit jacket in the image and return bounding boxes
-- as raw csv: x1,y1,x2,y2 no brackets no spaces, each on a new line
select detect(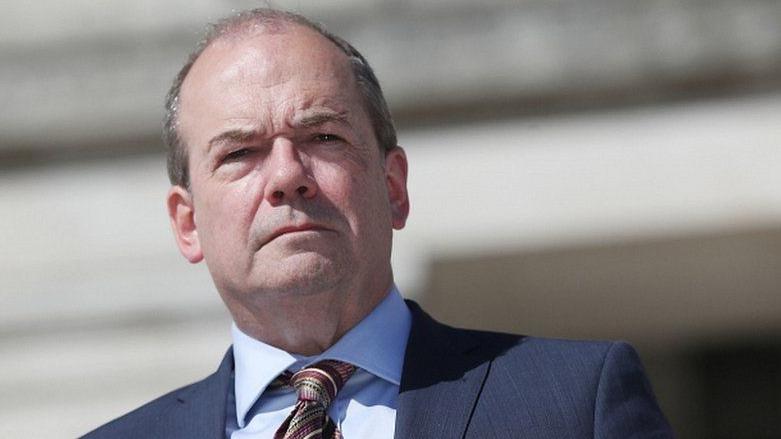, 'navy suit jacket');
83,302,674,438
